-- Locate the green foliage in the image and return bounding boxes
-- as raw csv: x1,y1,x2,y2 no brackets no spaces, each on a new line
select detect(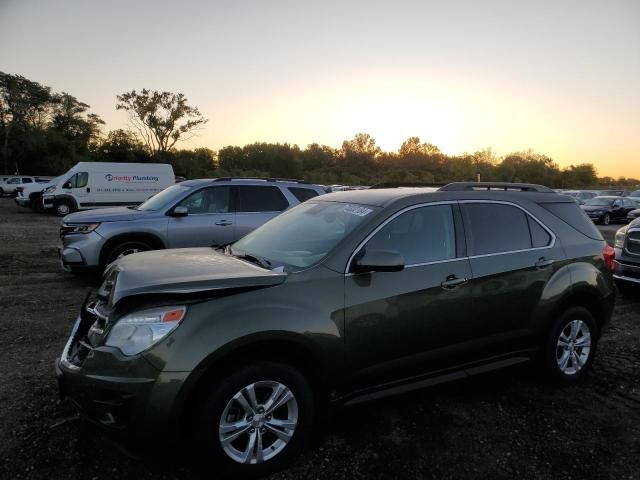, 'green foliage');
0,72,637,189
116,89,207,158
